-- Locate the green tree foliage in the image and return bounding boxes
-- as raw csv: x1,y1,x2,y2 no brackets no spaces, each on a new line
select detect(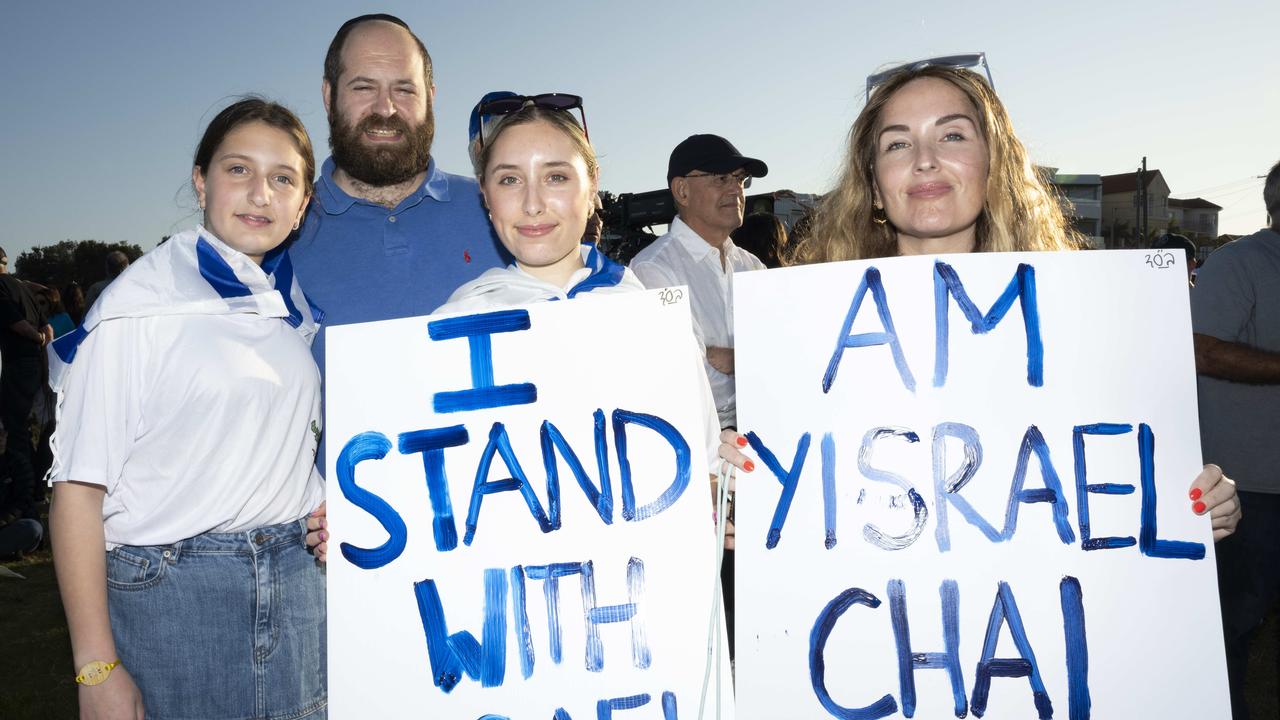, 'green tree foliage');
15,240,145,290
